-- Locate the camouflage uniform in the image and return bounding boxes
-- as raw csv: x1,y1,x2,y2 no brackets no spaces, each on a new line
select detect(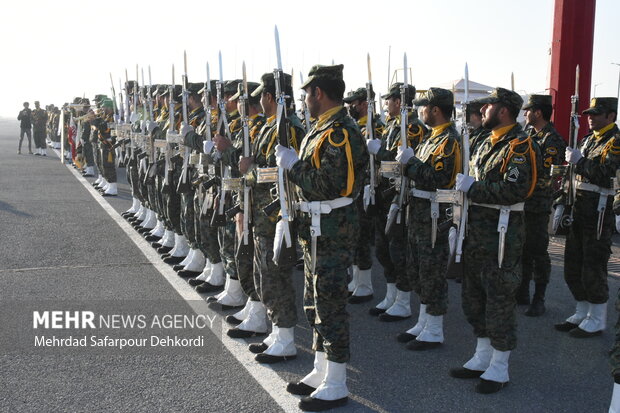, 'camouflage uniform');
31,106,48,149
91,113,117,183
564,122,620,304
403,114,460,316
288,92,369,362
463,120,539,351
